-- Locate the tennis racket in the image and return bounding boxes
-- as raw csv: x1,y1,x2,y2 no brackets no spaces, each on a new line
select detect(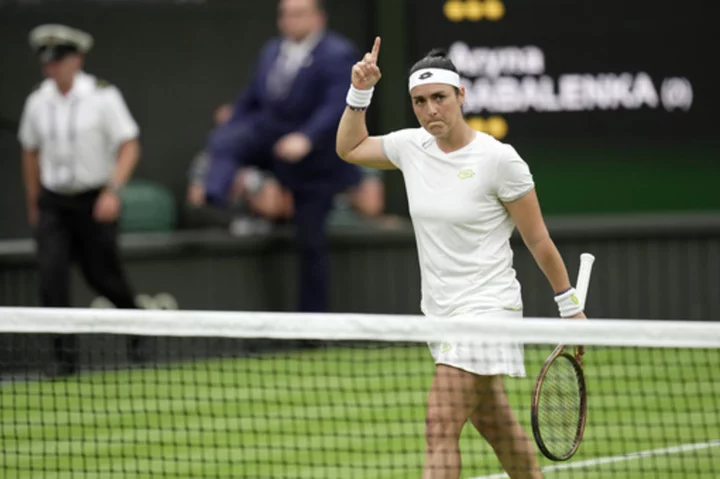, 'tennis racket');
531,252,595,461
